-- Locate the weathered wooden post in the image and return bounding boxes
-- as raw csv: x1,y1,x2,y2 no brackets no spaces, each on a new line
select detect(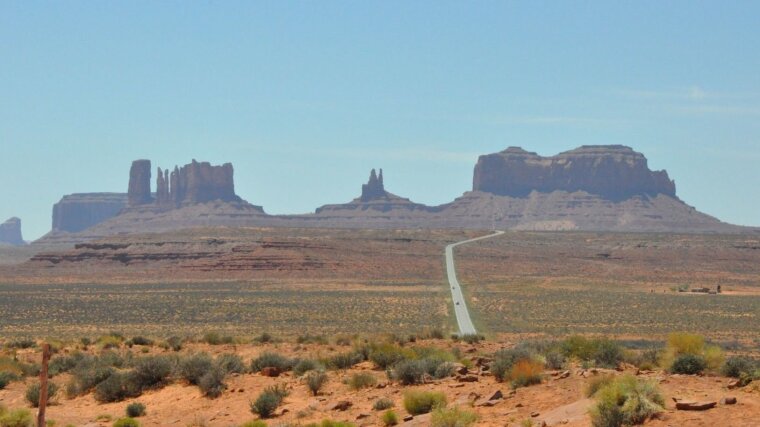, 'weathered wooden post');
37,343,51,427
